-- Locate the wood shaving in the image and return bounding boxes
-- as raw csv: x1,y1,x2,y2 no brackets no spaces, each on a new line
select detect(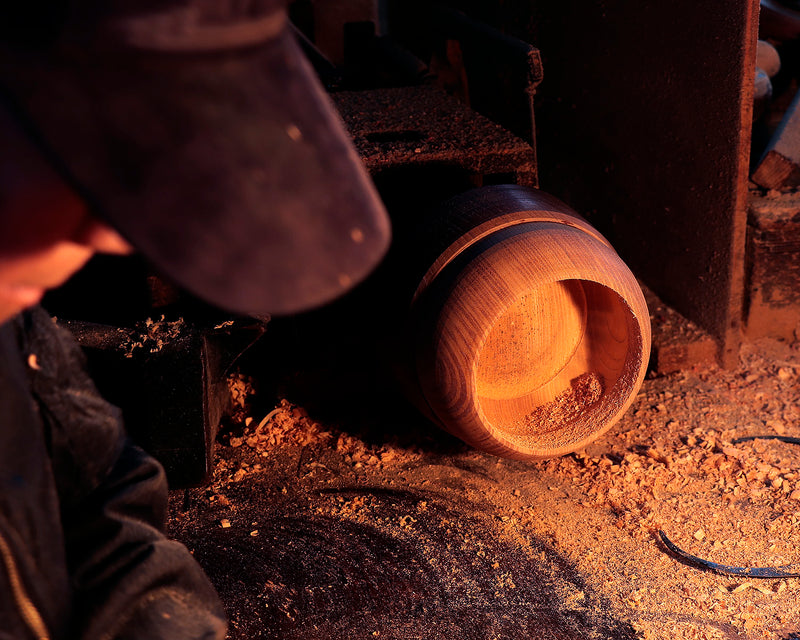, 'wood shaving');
170,337,800,639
